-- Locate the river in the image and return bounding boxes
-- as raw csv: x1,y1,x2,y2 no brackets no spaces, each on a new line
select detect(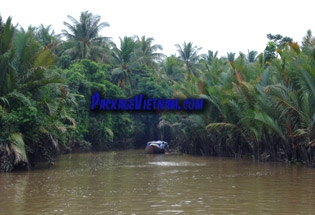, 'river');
1,150,315,214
